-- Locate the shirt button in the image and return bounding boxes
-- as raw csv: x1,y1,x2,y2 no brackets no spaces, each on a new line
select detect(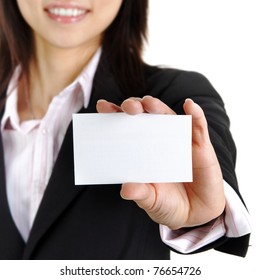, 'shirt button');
42,128,47,135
